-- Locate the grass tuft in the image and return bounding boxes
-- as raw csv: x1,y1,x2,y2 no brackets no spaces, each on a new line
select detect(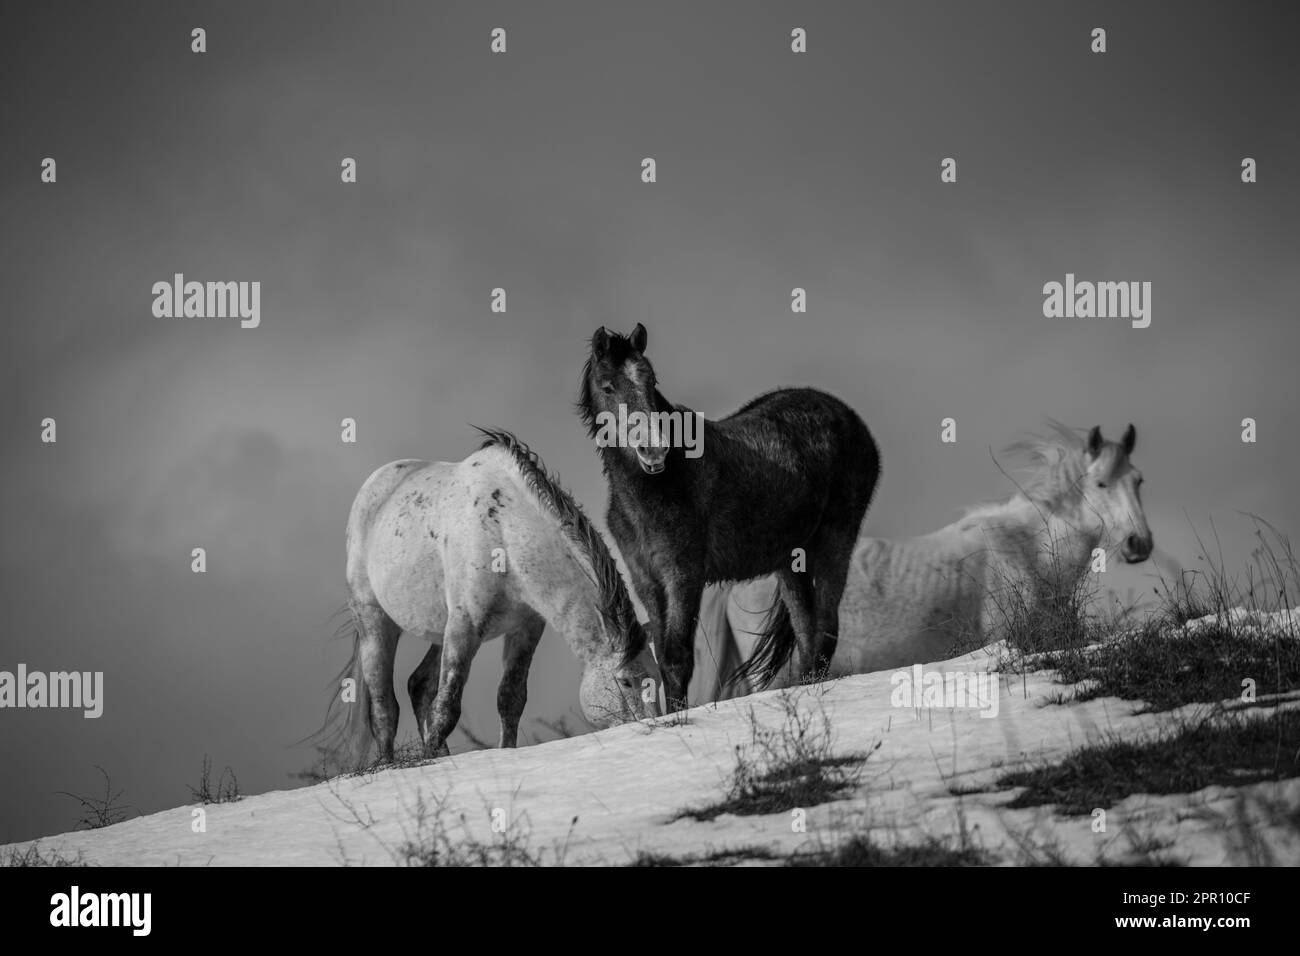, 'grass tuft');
0,843,88,867
57,765,138,830
997,709,1300,816
188,755,242,804
676,687,877,822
